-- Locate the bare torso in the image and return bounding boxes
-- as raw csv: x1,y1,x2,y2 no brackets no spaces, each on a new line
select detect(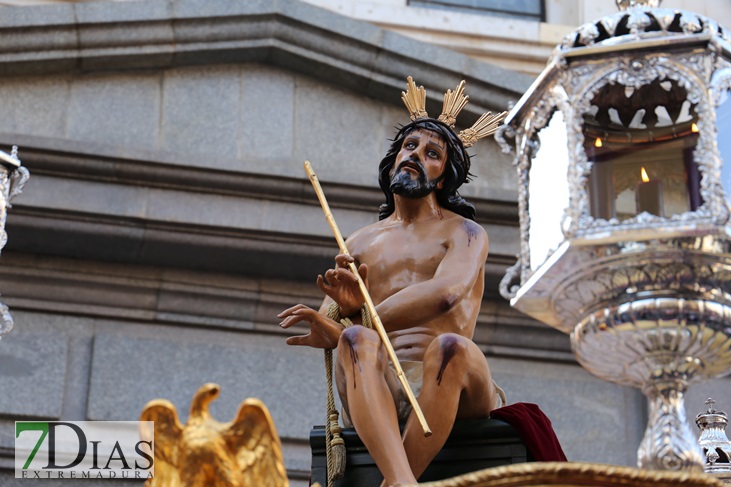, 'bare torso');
345,210,487,361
